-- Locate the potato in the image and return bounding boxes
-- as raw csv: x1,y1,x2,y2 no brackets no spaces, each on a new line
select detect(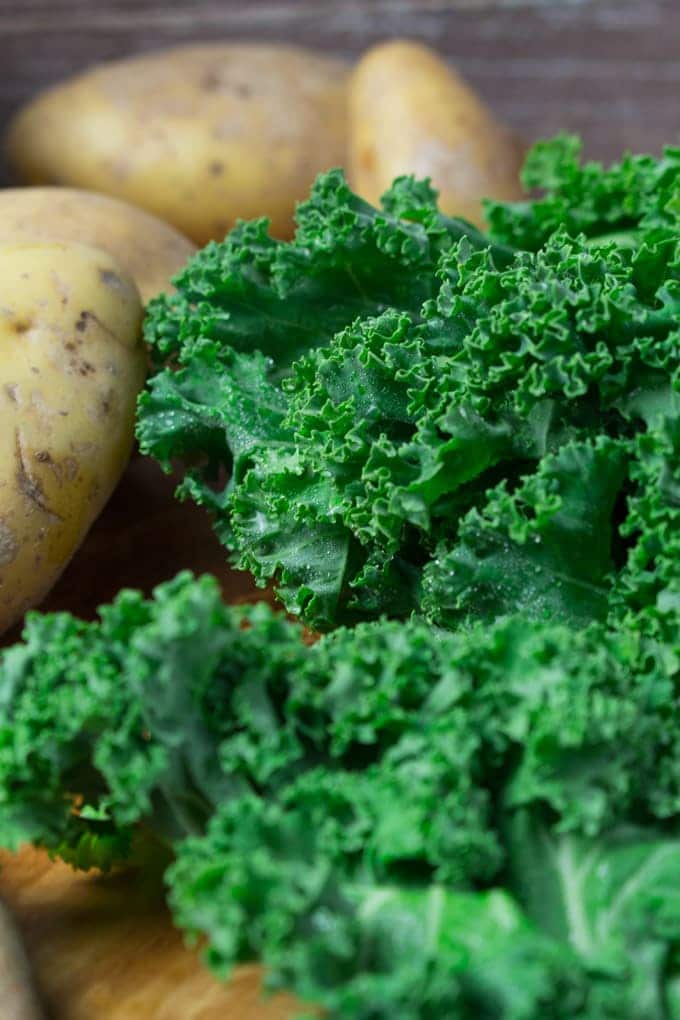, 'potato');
5,44,349,245
0,188,196,304
348,40,524,227
0,242,146,633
